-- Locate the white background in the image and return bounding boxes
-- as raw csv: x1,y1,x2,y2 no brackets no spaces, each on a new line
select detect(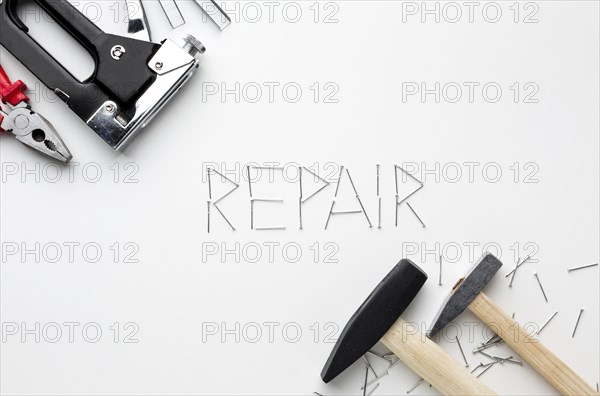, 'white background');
1,1,599,395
